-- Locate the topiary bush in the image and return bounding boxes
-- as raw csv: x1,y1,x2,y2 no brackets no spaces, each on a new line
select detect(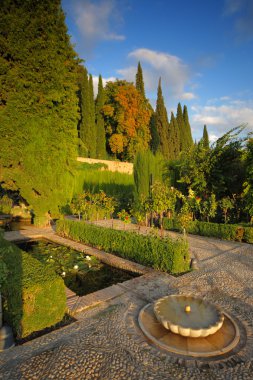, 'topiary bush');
56,219,190,274
0,234,66,339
